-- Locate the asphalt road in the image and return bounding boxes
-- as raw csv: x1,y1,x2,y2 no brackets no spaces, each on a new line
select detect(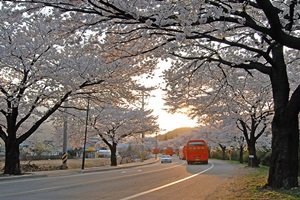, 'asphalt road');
0,157,241,200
